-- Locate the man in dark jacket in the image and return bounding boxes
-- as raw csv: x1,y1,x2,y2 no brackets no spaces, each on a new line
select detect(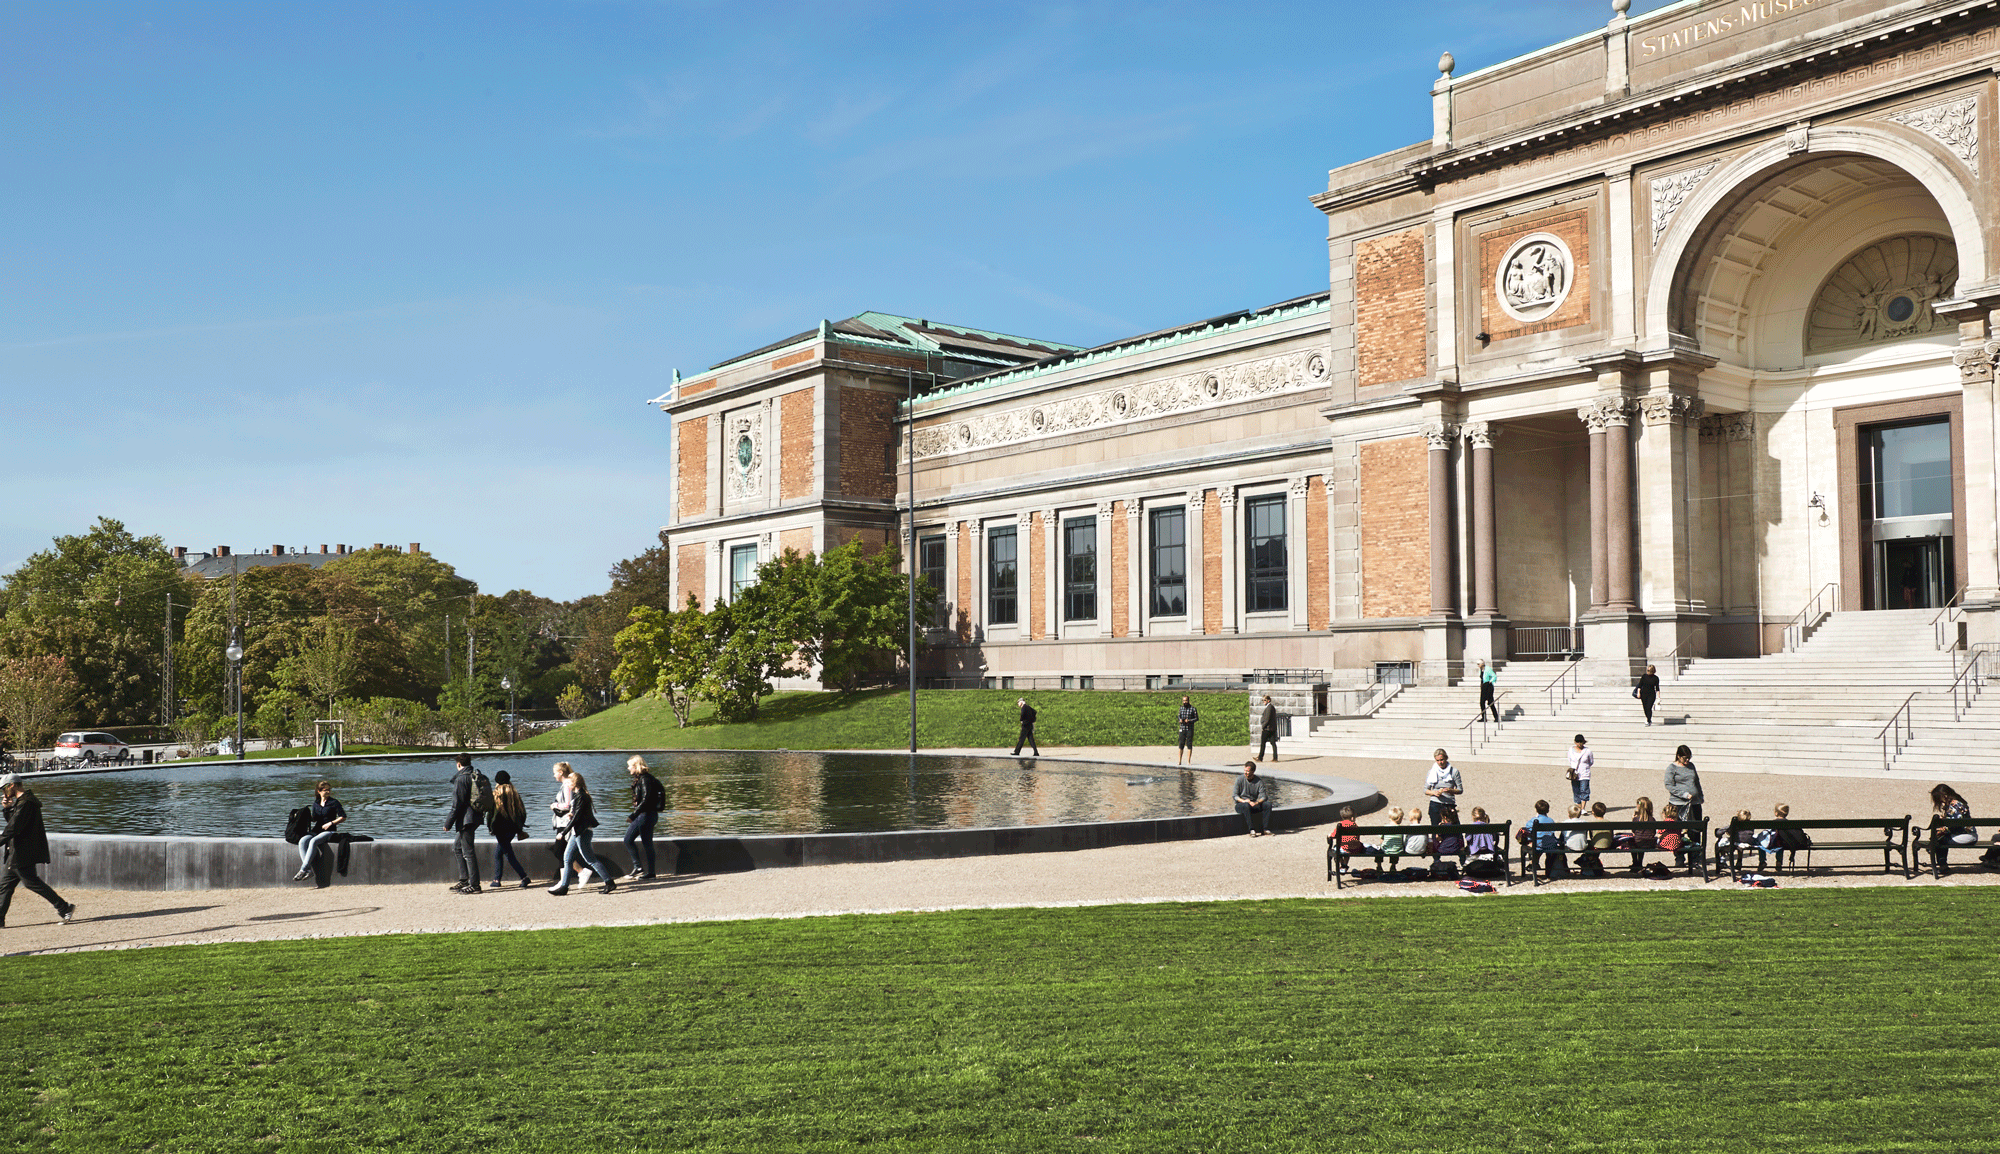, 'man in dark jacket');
1012,698,1039,757
443,753,483,894
1257,696,1280,762
0,774,75,927
623,755,667,880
